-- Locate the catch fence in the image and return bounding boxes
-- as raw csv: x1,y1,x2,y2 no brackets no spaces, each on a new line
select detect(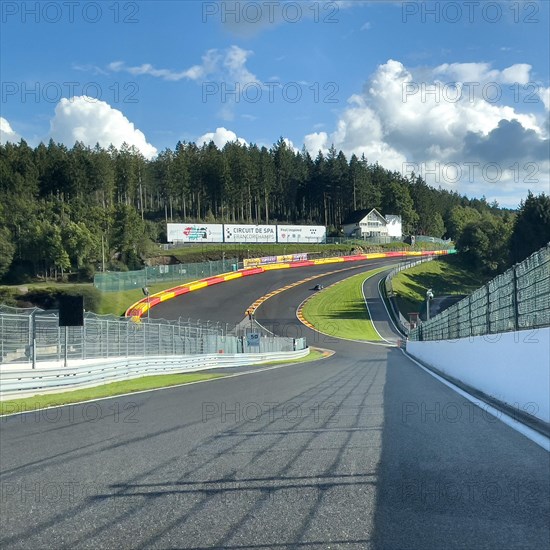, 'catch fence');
409,244,550,341
94,258,240,292
0,305,305,366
